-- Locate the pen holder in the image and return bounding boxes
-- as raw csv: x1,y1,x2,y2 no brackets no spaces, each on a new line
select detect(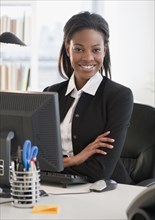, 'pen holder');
10,169,40,208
